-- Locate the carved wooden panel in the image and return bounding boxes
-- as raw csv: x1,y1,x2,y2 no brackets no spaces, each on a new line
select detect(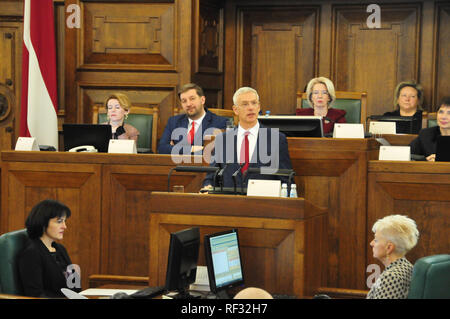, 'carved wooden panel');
288,138,379,290
434,3,450,107
0,21,22,151
367,162,450,271
80,2,176,70
0,161,102,290
332,4,421,117
238,7,318,114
